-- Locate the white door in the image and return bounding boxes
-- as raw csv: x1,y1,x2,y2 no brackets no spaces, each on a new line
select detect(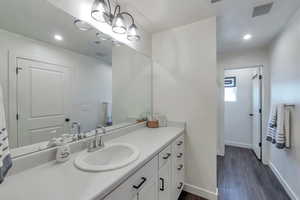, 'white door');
138,178,157,200
158,162,172,200
224,68,255,148
17,58,71,146
252,73,262,159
